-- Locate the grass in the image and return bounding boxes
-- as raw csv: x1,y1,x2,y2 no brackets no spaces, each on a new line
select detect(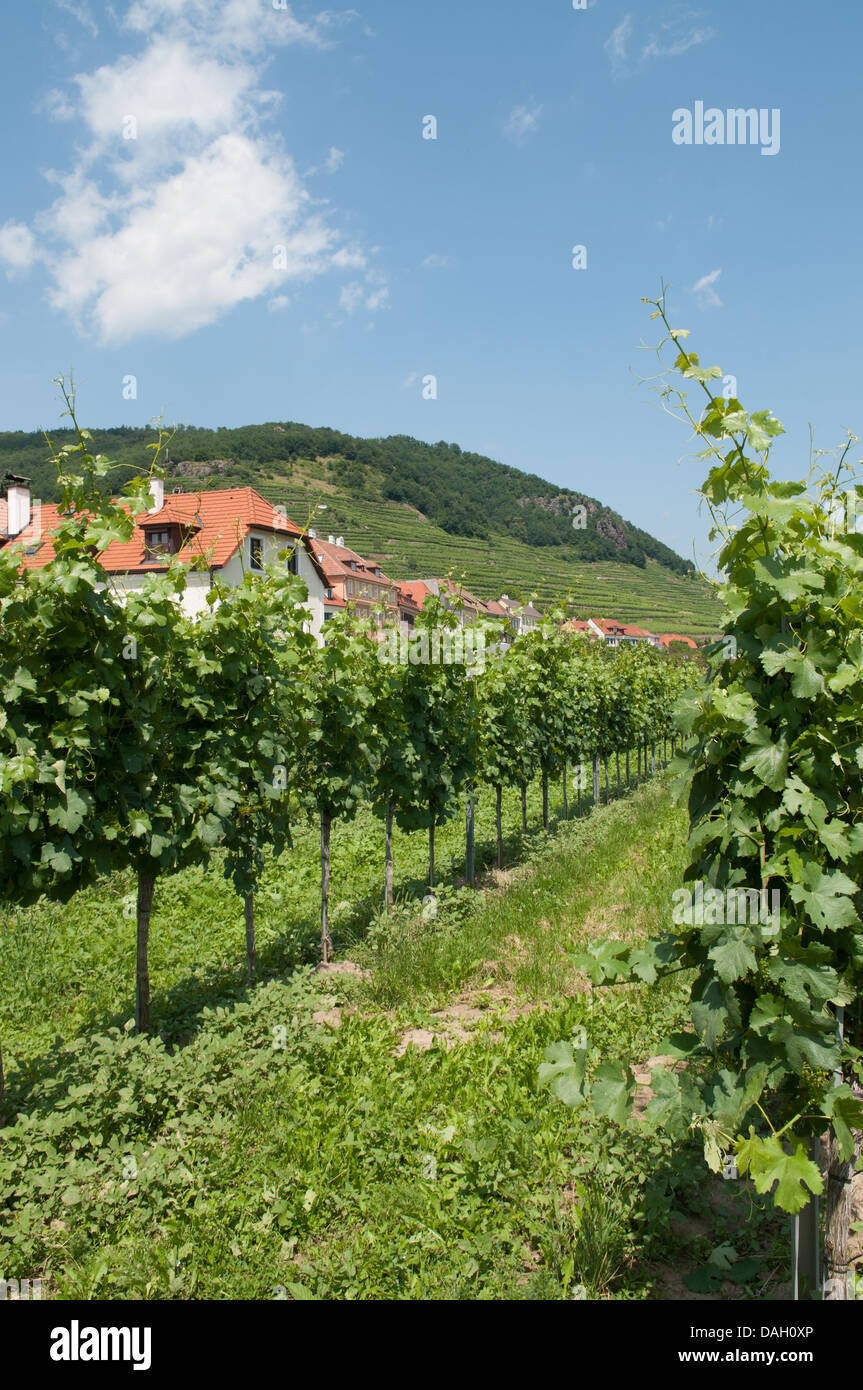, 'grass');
0,760,664,1068
0,773,786,1301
